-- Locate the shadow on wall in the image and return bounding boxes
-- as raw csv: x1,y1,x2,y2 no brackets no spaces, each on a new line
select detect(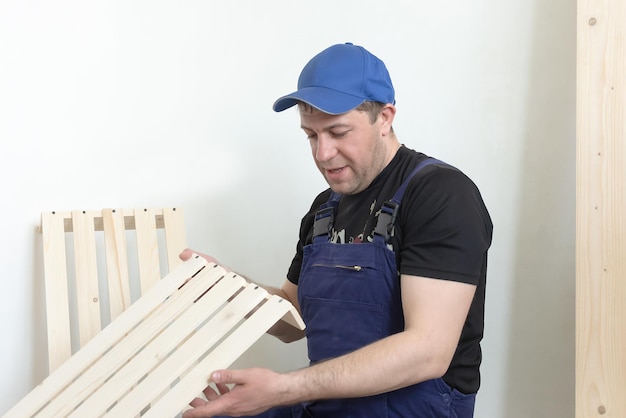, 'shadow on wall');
31,227,48,387
504,1,576,417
